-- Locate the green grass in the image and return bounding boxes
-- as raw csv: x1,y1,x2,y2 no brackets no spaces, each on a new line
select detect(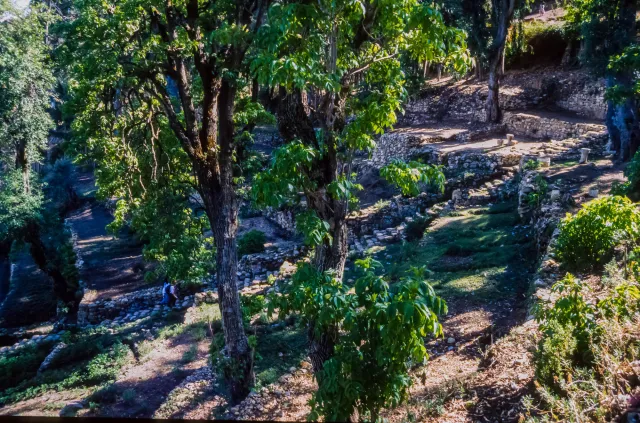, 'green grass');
0,342,133,406
253,327,308,389
553,159,580,168
346,201,535,301
181,345,199,363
